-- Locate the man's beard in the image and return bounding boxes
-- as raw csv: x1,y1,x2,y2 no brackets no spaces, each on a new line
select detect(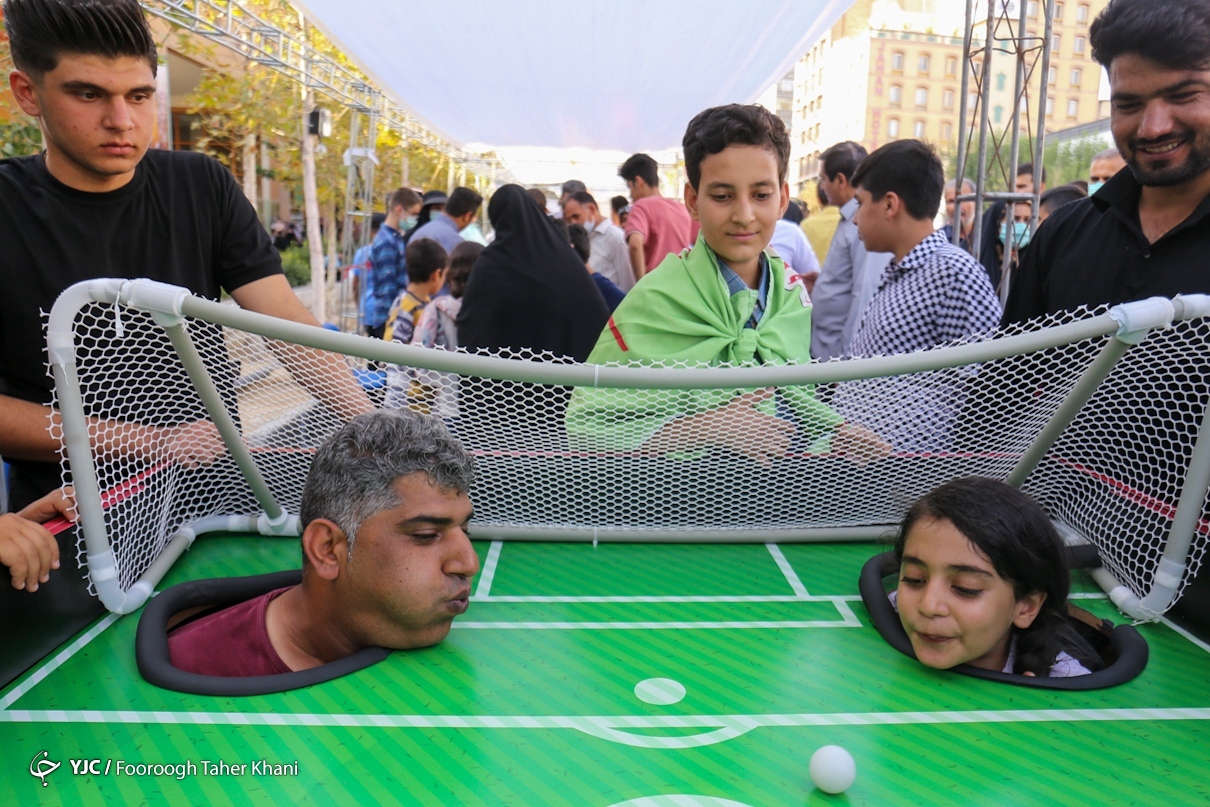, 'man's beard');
1127,130,1210,187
